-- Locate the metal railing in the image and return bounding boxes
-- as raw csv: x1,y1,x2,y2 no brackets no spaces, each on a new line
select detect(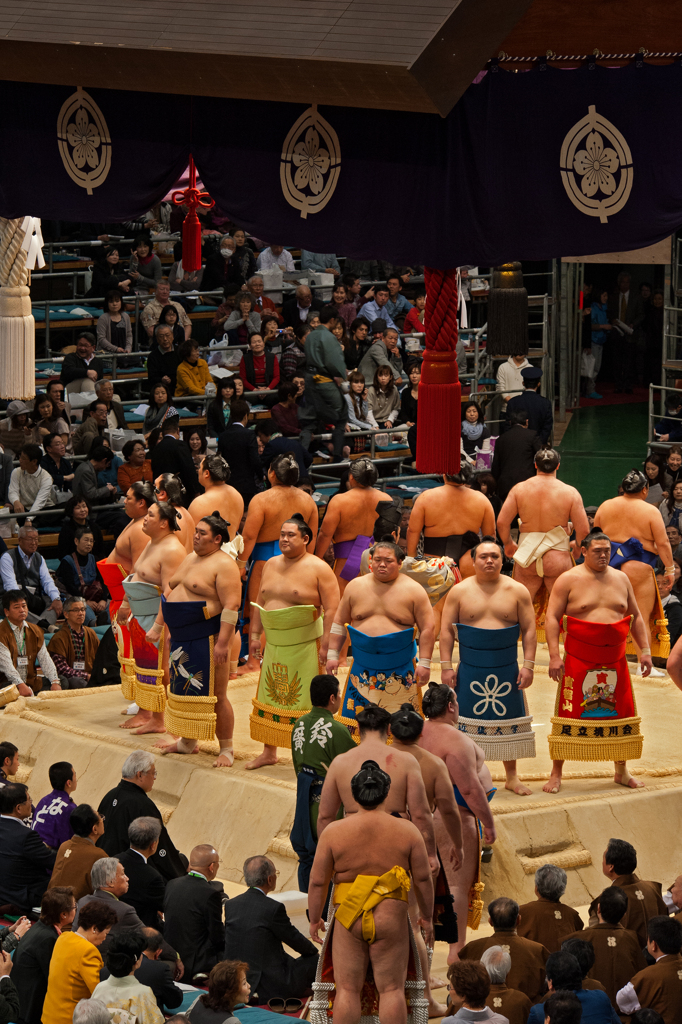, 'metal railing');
648,383,682,444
